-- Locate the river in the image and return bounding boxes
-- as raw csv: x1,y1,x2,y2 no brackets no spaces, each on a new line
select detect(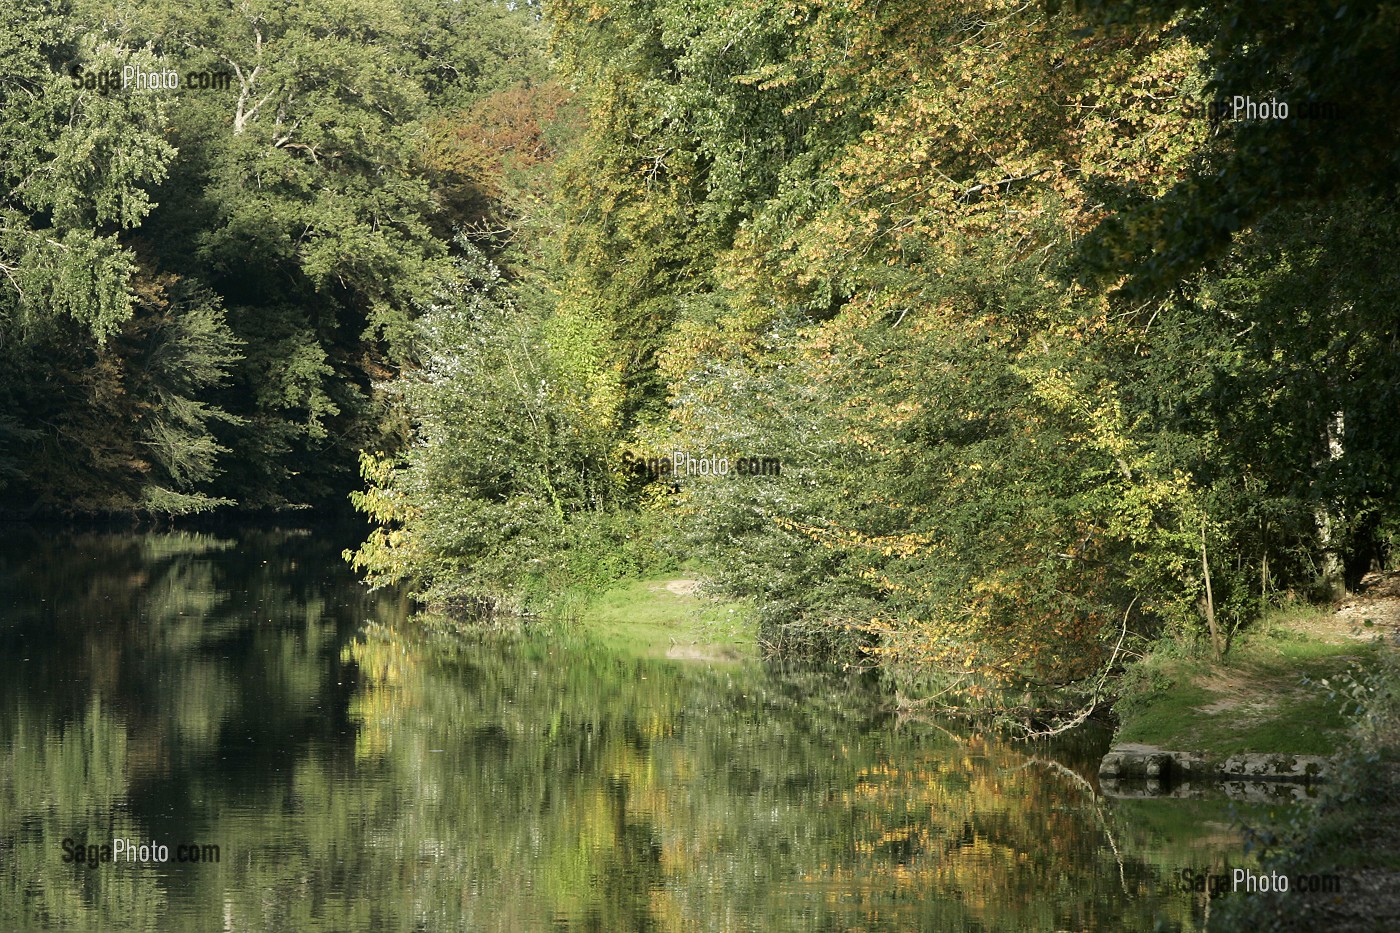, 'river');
0,527,1269,931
